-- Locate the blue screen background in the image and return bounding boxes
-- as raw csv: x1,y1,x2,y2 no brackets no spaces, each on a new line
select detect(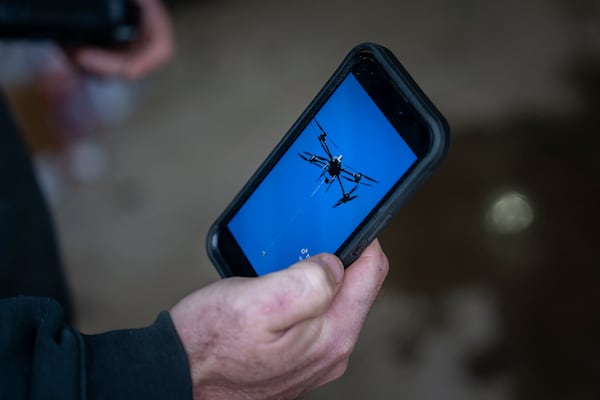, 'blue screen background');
228,74,417,275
